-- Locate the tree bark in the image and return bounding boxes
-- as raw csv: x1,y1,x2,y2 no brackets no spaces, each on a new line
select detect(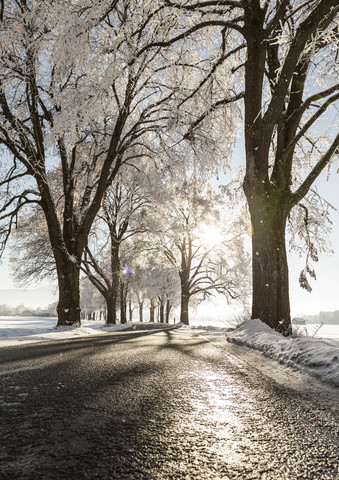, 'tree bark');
180,266,190,325
245,187,292,335
120,282,127,324
128,299,133,322
105,293,117,325
109,243,120,324
180,290,189,325
159,298,164,323
56,258,81,326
